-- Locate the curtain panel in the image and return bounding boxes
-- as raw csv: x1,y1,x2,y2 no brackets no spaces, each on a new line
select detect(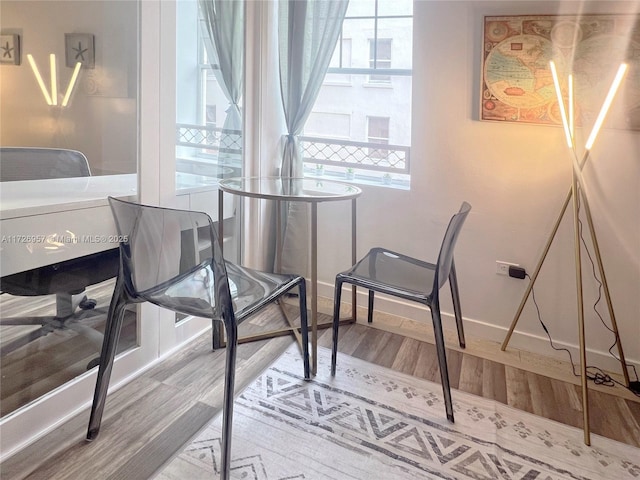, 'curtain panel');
199,0,244,162
277,0,348,275
278,0,348,178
